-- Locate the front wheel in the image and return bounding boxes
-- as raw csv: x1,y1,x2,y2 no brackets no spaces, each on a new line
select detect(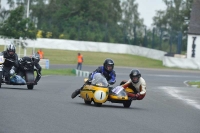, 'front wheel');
123,100,132,108
25,71,35,90
84,100,92,105
94,102,102,107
